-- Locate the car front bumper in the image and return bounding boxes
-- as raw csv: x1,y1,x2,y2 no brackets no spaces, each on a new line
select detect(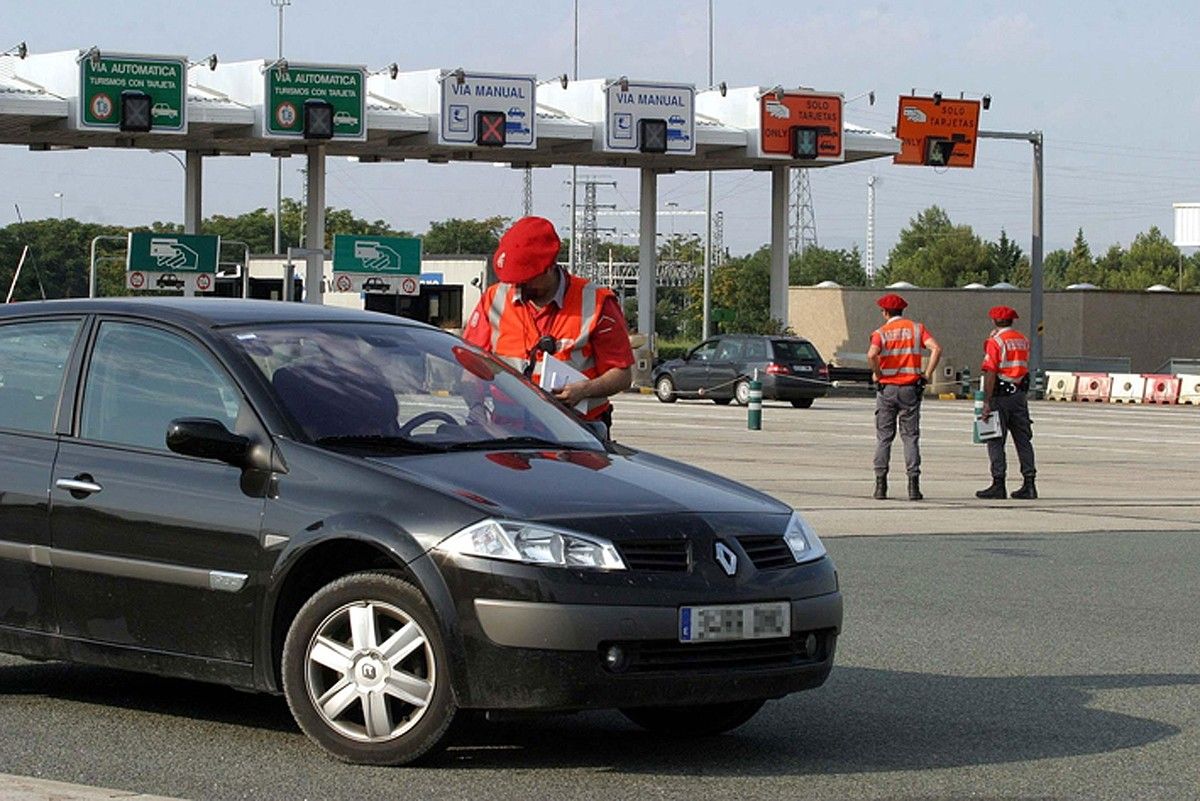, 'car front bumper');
433,551,843,711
